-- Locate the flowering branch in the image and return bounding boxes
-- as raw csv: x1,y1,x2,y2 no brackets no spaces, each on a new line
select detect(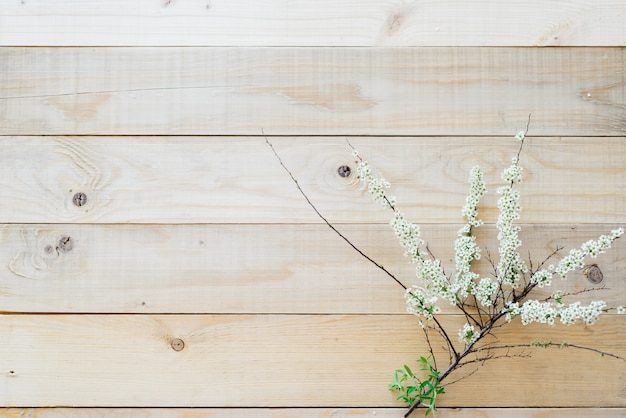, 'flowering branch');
266,122,625,417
